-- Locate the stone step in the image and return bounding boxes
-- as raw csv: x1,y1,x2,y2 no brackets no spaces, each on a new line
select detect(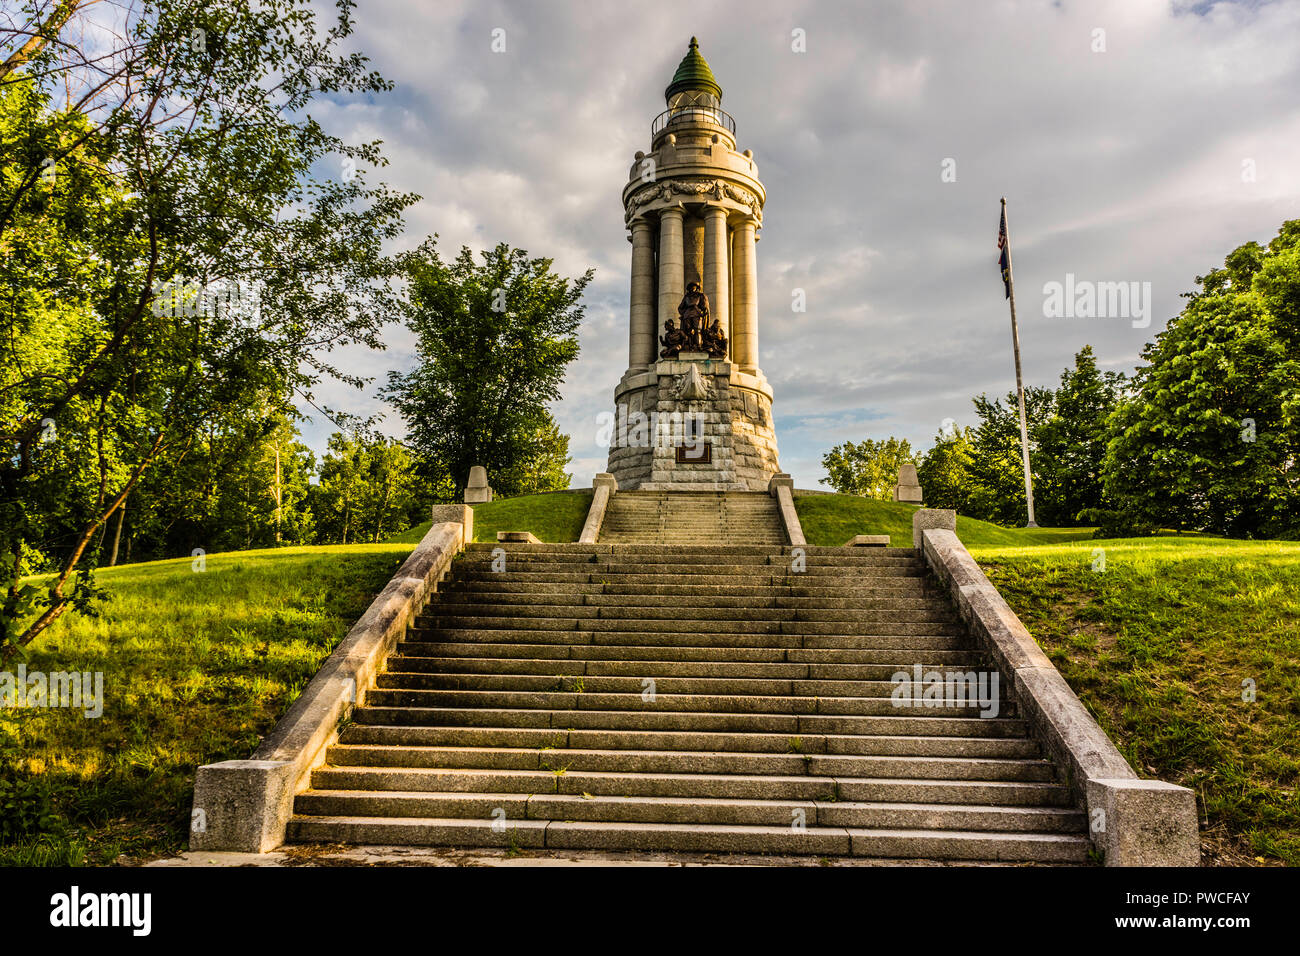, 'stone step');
456,560,924,574
432,592,949,611
607,494,779,501
603,501,781,507
450,568,930,584
285,816,1090,861
403,631,968,649
598,512,781,517
596,520,783,527
307,766,1071,805
465,541,873,556
598,537,789,546
350,706,1030,737
460,553,926,567
454,552,925,568
415,617,965,636
322,744,1054,781
463,543,923,558
595,530,786,538
376,672,1007,703
395,642,985,665
595,522,784,528
442,581,943,598
340,725,1040,758
599,514,782,521
595,529,785,536
603,515,783,520
293,790,1083,833
417,604,958,625
360,688,1014,718
387,655,988,679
